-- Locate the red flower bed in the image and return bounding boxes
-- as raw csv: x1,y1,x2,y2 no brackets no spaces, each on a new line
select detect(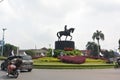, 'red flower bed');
58,56,86,64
